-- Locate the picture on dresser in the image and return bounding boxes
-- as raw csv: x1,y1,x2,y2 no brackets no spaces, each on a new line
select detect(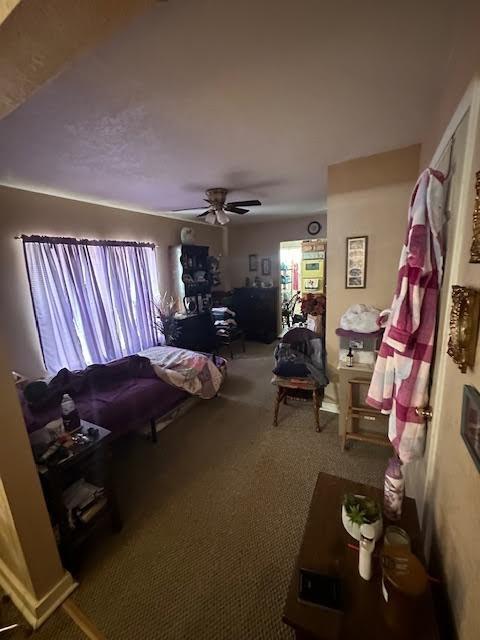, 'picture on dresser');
345,236,368,289
249,254,258,272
